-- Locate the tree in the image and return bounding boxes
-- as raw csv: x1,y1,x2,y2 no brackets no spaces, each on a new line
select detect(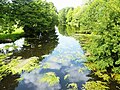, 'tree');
71,6,81,27
80,0,120,83
0,0,58,36
0,0,16,33
58,7,73,25
66,8,73,24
